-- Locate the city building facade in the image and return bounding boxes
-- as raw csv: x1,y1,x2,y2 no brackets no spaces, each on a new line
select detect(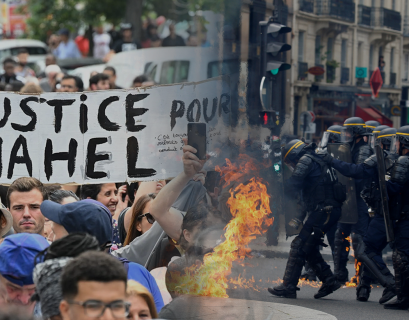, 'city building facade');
288,0,406,140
